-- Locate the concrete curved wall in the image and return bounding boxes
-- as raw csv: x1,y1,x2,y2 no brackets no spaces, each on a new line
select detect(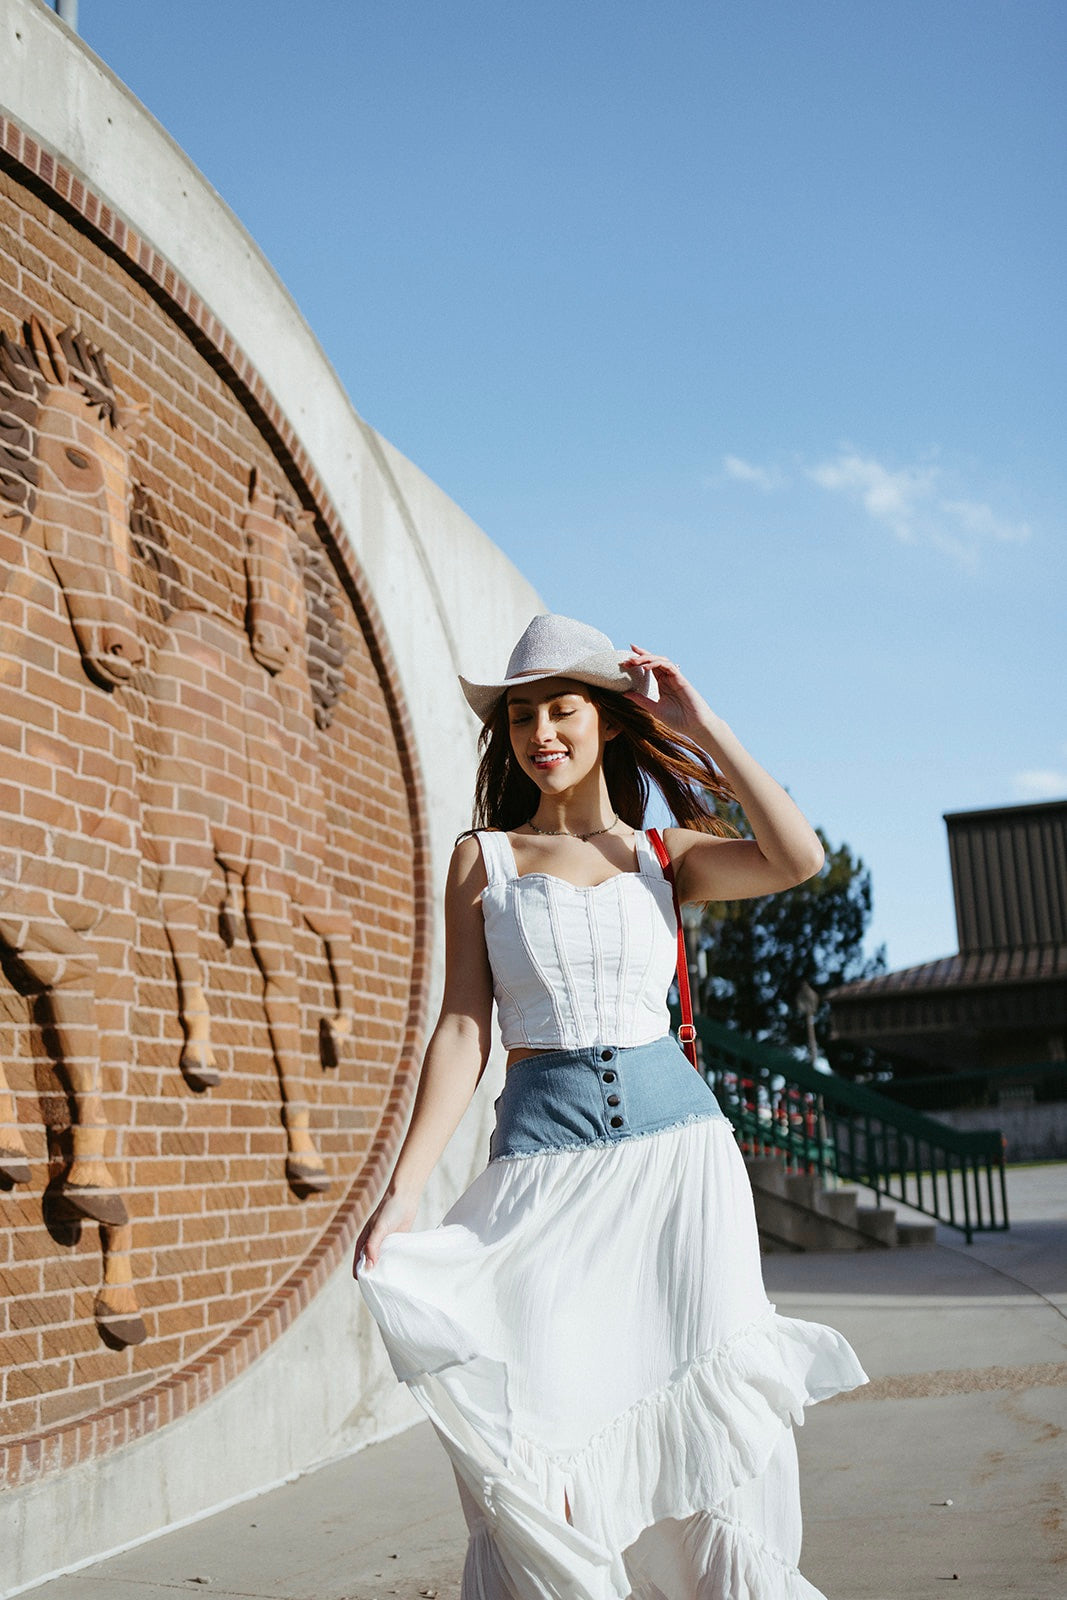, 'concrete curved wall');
0,0,541,1590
